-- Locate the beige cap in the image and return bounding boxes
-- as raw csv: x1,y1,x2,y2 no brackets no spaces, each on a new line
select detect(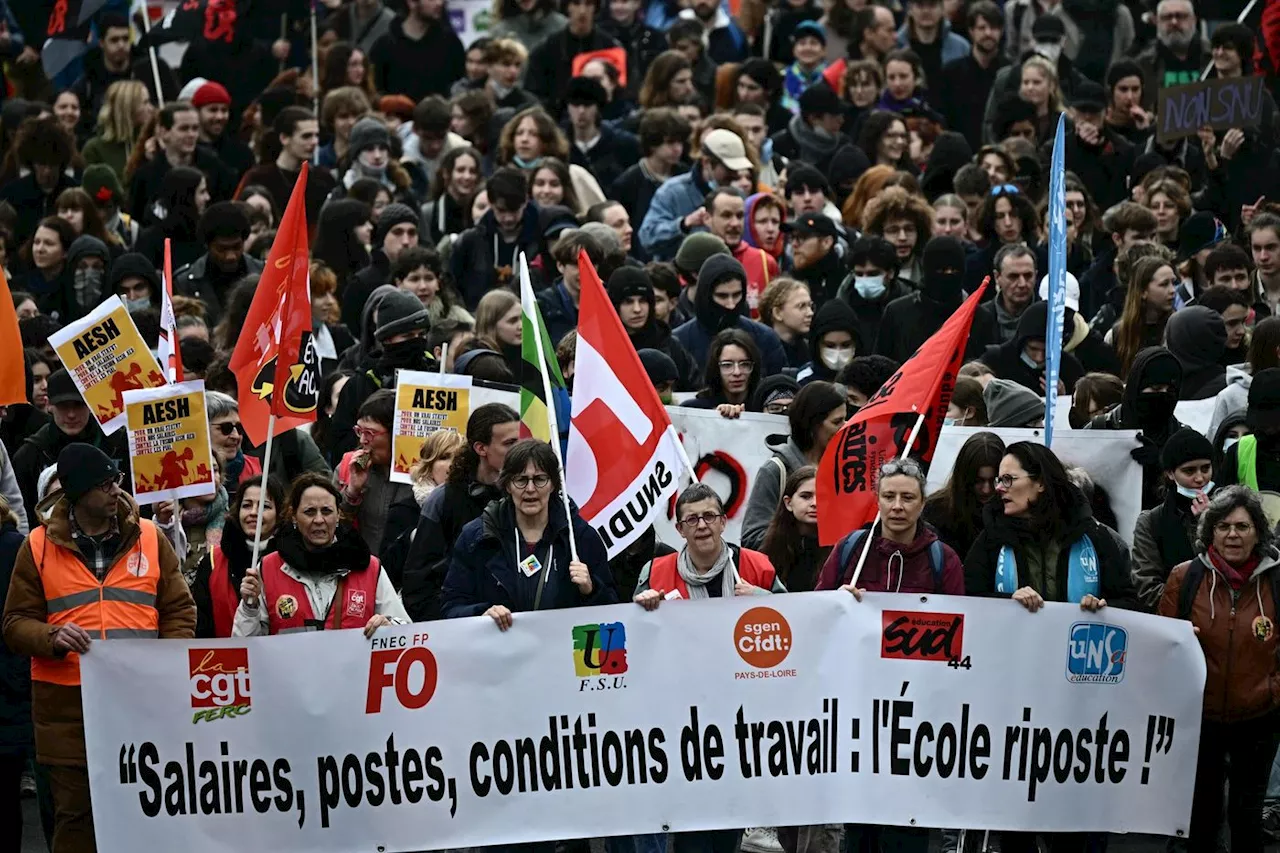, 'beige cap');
701,129,753,172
